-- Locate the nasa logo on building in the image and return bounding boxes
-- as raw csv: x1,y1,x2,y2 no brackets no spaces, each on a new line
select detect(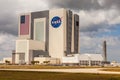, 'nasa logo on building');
51,16,62,28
